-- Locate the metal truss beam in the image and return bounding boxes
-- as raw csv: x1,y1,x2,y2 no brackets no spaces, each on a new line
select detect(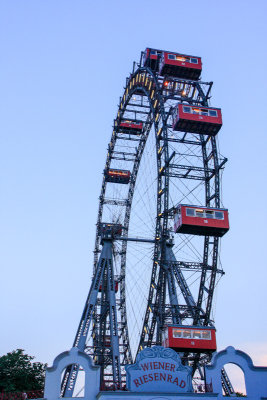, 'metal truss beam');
221,367,236,396
61,239,121,396
166,136,202,146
